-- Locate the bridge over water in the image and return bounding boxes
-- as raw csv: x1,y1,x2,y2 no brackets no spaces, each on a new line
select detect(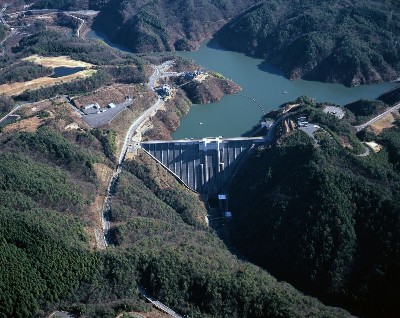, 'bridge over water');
132,137,265,195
